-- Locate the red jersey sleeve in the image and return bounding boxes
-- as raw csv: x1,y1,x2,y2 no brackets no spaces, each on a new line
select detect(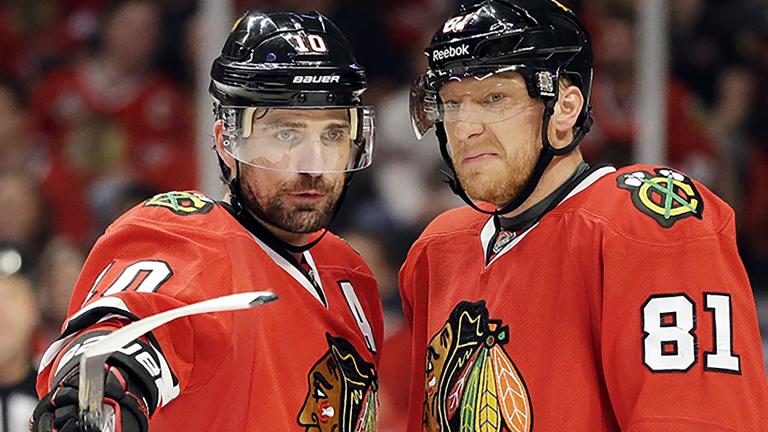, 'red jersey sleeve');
36,215,235,411
594,198,768,431
399,246,417,331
